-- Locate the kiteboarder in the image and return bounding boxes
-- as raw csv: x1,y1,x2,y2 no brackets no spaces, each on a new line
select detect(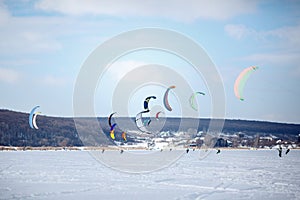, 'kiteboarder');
278,146,282,157
216,149,221,154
